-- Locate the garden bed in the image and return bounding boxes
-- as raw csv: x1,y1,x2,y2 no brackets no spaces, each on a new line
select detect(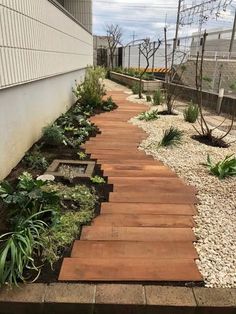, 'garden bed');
0,67,116,287
129,96,236,288
110,71,163,92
